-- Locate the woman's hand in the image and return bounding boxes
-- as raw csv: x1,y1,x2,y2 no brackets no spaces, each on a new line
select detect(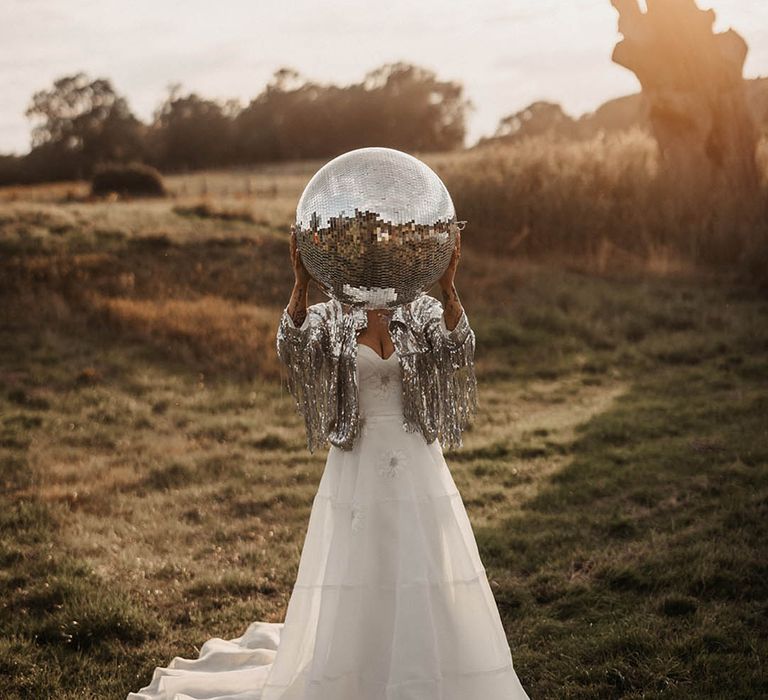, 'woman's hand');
290,225,312,287
439,231,463,331
438,229,461,291
287,225,311,326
